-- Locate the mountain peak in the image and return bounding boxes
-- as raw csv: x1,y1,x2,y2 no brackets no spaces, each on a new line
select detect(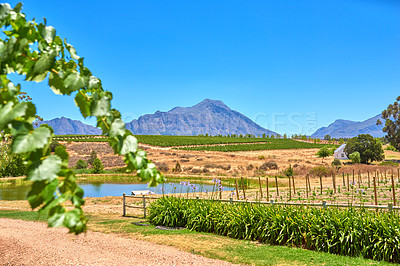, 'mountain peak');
126,99,277,136
194,99,229,109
